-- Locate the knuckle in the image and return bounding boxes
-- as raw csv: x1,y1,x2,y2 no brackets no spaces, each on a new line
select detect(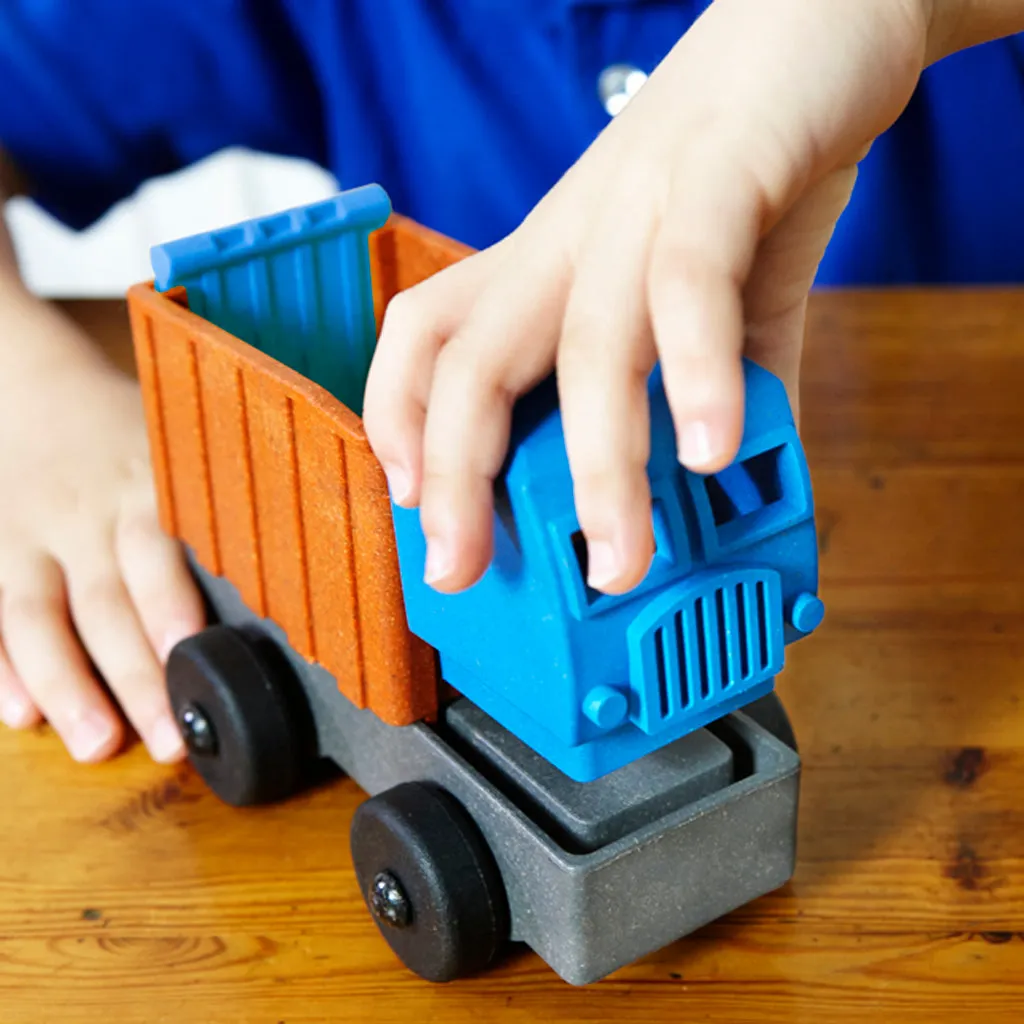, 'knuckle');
432,338,514,411
422,388,514,484
555,326,595,376
115,507,164,550
3,588,63,631
567,439,616,488
557,338,627,391
69,572,127,621
380,287,434,342
116,467,160,516
133,578,202,631
434,334,487,383
662,353,743,417
648,240,719,299
572,461,647,527
558,305,650,380
361,391,406,458
559,290,615,349
420,428,466,479
561,383,650,471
